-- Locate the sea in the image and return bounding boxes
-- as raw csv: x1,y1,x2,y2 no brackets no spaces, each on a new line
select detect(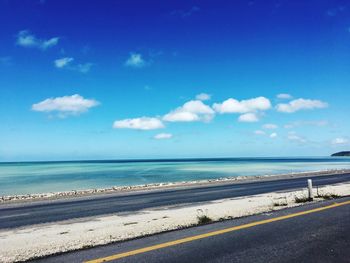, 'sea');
1,157,350,196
